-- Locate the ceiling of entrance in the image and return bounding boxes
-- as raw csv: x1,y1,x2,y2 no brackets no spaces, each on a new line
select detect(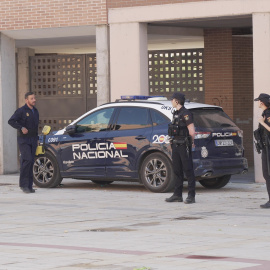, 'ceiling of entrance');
3,15,252,54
